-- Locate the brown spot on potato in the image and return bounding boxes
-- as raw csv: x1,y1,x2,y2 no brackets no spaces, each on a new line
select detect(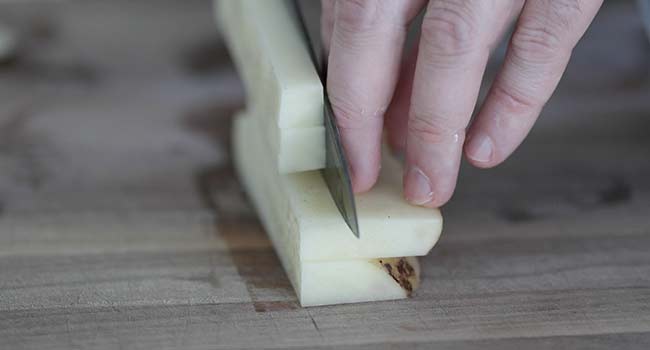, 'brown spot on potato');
376,258,418,296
